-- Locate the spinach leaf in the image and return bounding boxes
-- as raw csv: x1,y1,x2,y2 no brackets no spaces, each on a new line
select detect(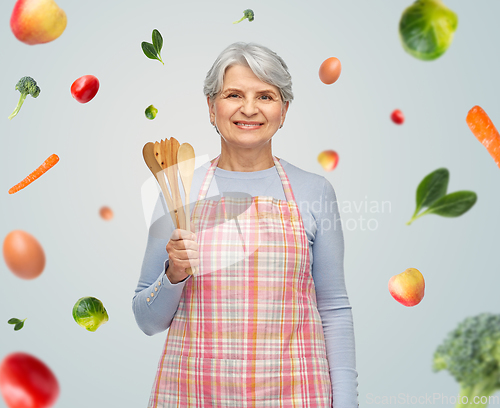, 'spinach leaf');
142,42,159,60
415,168,449,213
141,29,164,65
8,317,26,331
423,191,477,217
152,29,163,55
407,169,477,225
